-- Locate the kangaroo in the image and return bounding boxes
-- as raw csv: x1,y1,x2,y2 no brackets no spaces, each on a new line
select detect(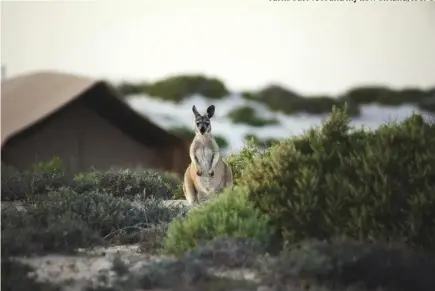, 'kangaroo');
183,105,234,205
